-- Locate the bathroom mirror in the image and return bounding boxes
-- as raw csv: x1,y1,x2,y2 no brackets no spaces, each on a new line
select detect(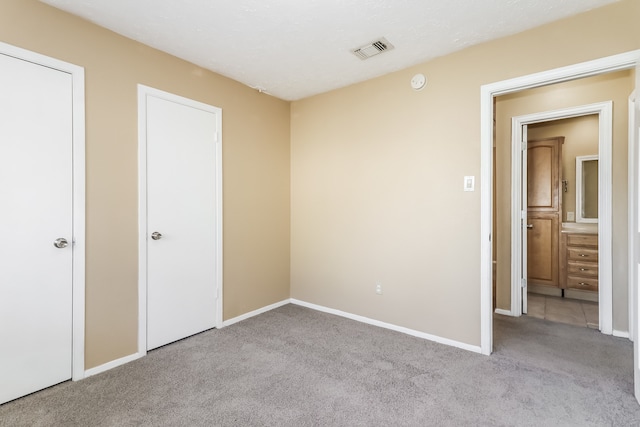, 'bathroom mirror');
576,155,598,223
